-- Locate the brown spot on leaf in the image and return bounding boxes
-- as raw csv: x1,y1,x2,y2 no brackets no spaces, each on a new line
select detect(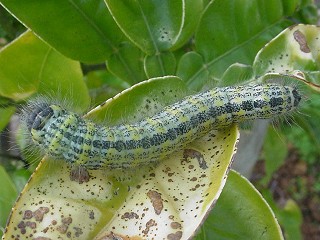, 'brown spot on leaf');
34,207,49,222
142,219,156,235
56,224,68,234
167,231,183,240
56,217,72,234
17,221,26,234
70,166,90,184
26,221,36,229
183,149,207,169
149,173,156,177
293,30,310,53
89,210,95,220
147,190,163,215
23,210,33,219
170,222,182,229
121,212,139,220
16,219,37,235
62,217,72,225
33,237,52,240
74,226,83,237
163,167,171,174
